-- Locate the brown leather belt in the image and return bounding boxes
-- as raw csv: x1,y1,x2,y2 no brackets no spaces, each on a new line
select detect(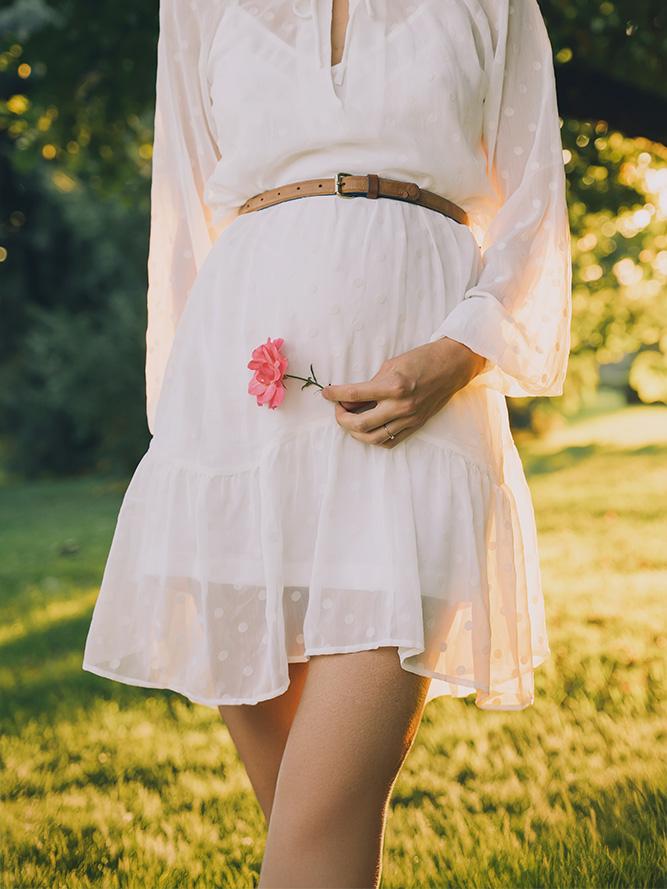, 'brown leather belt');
237,173,469,226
